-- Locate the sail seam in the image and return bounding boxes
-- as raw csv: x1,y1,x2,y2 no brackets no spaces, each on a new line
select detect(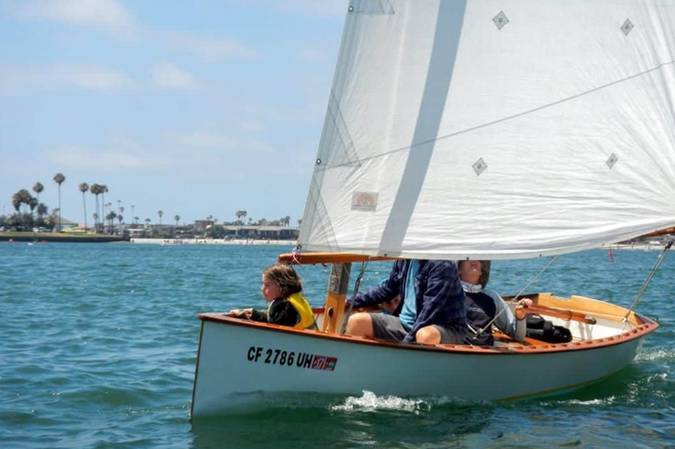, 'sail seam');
315,59,675,172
